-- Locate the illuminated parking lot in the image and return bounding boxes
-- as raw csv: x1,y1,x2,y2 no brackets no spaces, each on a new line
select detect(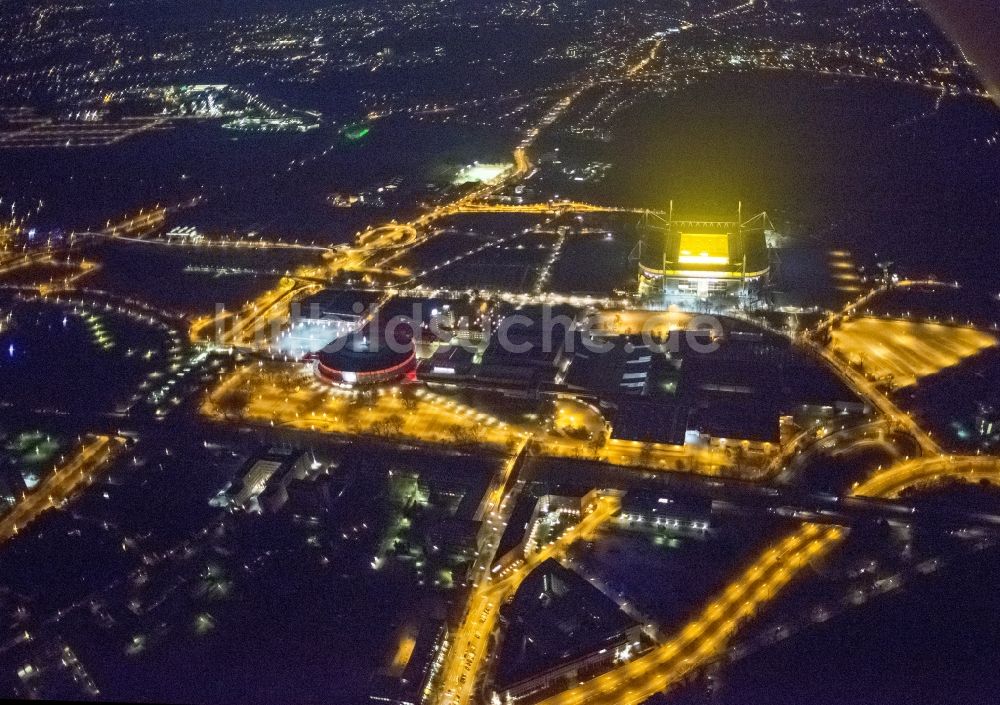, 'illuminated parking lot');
829,317,997,388
204,363,519,447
